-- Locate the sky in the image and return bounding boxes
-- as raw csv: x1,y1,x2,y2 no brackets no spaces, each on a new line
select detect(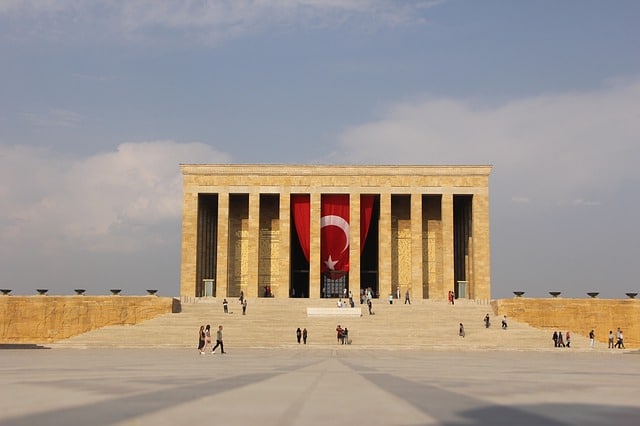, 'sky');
1,0,639,299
